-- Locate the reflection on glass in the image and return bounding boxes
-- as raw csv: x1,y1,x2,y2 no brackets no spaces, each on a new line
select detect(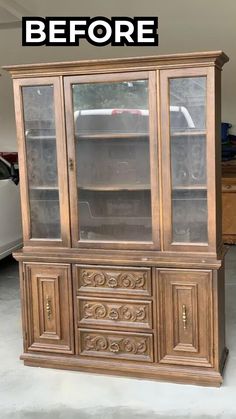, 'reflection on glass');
169,77,208,243
22,85,61,239
72,80,152,242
